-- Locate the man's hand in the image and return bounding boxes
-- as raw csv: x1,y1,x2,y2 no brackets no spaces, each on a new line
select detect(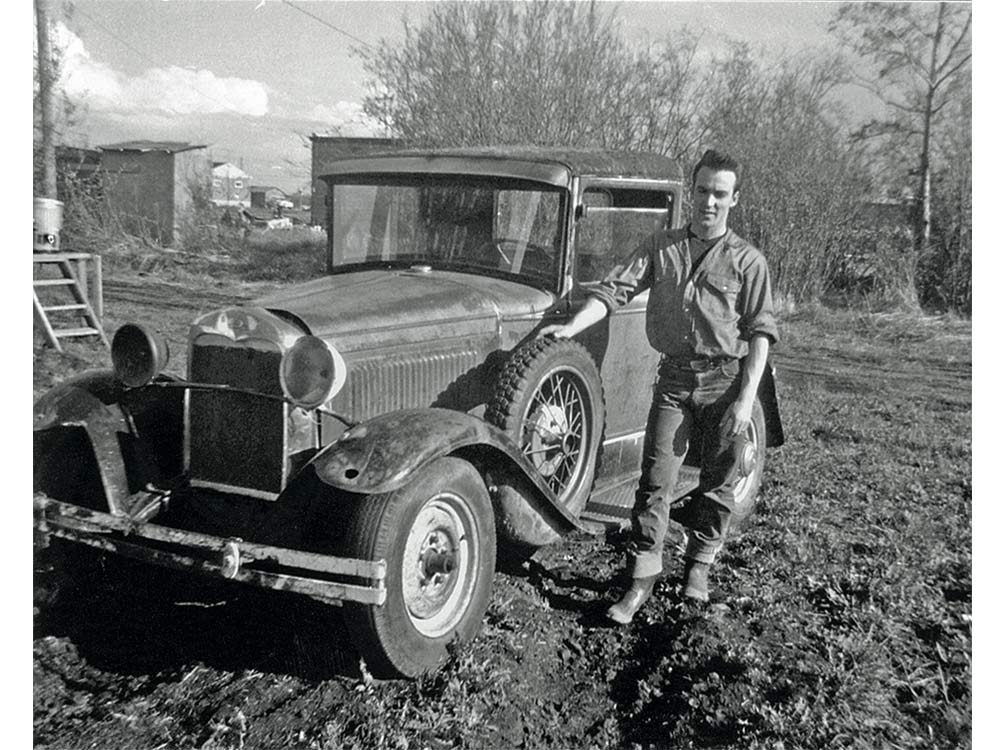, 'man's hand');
721,396,754,438
535,297,609,340
537,323,574,339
